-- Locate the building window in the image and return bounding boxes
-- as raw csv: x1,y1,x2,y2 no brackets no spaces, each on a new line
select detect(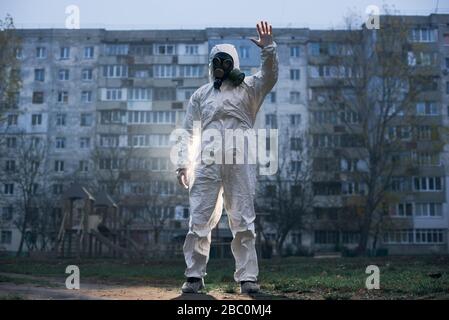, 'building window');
410,28,437,43
6,137,17,148
179,65,204,78
5,160,16,172
79,160,89,172
7,114,18,126
36,47,46,58
416,102,439,115
133,69,149,78
342,181,367,195
58,69,69,81
100,110,126,124
55,137,66,149
81,91,92,103
130,45,152,56
103,65,128,78
265,114,277,129
80,137,91,148
342,232,360,244
290,69,300,80
340,158,365,172
54,161,64,172
269,91,276,103
154,87,176,101
156,44,175,55
31,114,42,126
390,177,410,192
99,158,122,170
82,68,93,81
412,151,440,166
56,113,66,126
415,203,443,217
290,46,300,57
239,46,249,59
100,135,119,147
413,176,443,192
153,65,176,78
290,137,302,151
308,43,321,56
127,111,175,124
84,46,94,59
415,229,444,244
0,231,12,245
32,91,44,104
313,111,338,124
128,88,150,101
314,230,339,244
290,114,301,125
2,207,13,221
34,68,45,81
60,47,70,59
53,184,63,195
290,91,301,104
15,47,23,59
105,44,129,55
392,203,413,217
57,91,69,104
4,183,14,195
150,158,170,172
80,113,93,126
105,89,123,101
290,160,302,173
185,45,199,55
383,230,414,244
